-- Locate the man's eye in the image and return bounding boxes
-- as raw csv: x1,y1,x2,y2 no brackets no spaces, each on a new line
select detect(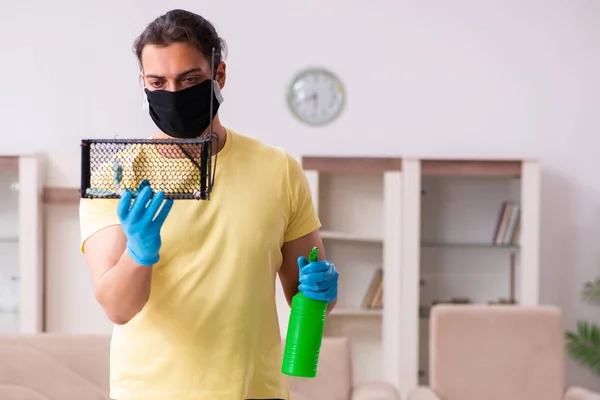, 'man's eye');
182,77,199,84
150,81,163,88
